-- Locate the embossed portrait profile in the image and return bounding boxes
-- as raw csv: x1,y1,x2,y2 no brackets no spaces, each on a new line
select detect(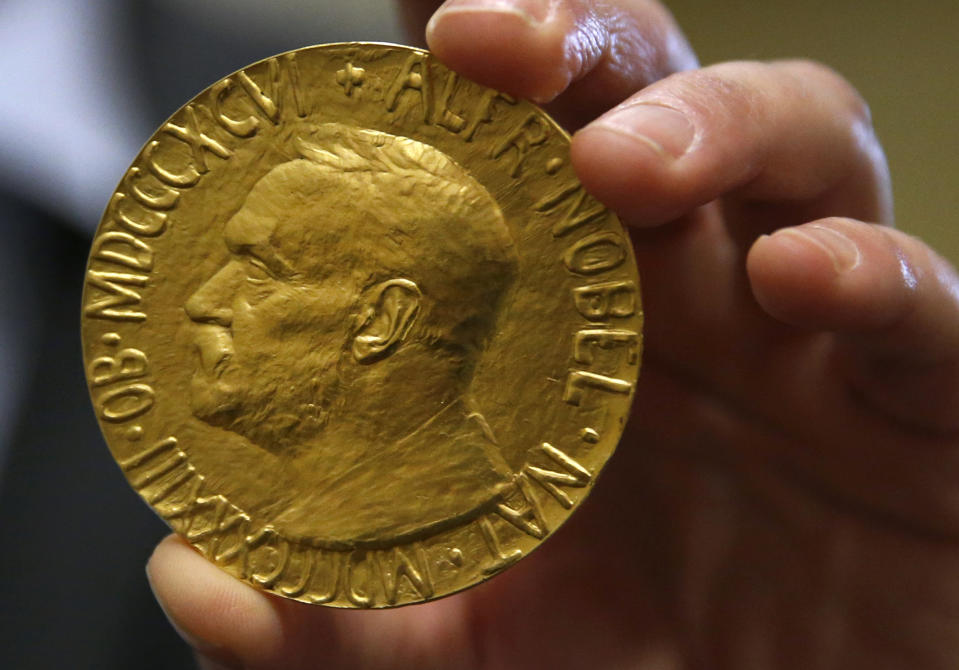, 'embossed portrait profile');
184,123,519,546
